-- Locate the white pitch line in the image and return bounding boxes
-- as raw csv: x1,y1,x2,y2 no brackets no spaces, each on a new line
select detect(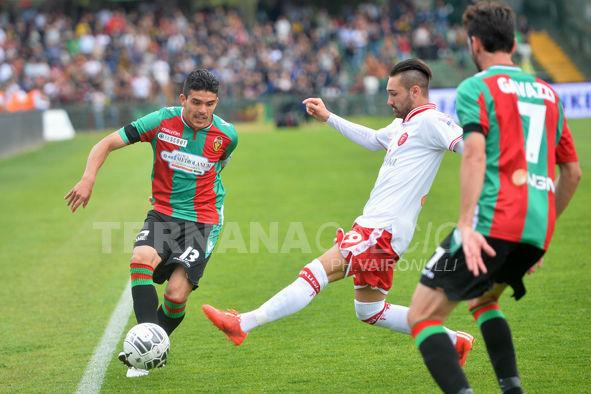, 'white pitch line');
76,280,133,394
